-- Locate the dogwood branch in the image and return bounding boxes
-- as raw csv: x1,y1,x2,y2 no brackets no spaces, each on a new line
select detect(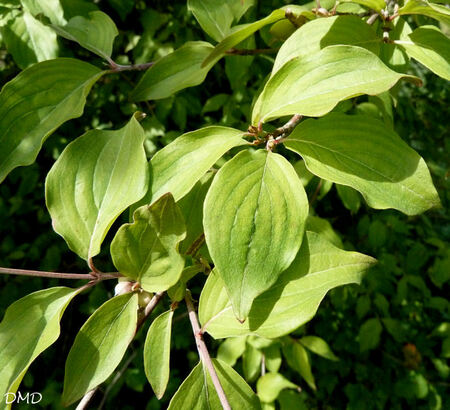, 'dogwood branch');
185,291,231,410
0,267,121,280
